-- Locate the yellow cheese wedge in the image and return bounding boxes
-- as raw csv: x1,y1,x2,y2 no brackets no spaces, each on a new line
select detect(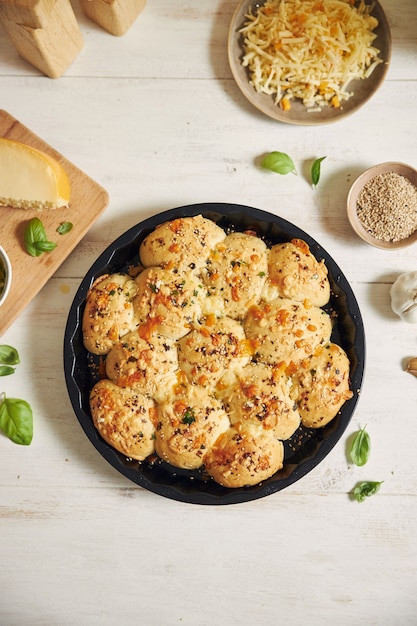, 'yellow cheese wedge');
0,138,71,210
